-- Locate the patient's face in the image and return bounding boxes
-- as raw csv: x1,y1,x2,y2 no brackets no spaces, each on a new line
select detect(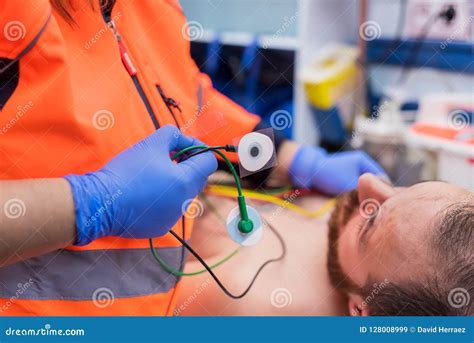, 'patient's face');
327,174,470,299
